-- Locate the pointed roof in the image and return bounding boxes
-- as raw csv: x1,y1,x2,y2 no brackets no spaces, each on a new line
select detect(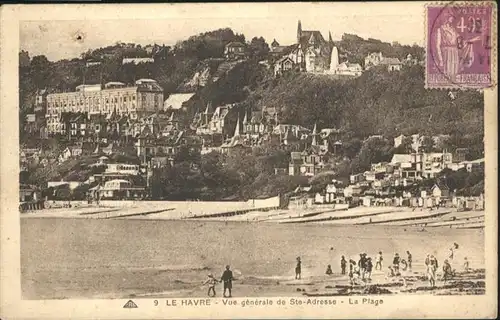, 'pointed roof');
243,111,248,124
168,111,176,122
204,102,213,114
271,39,279,47
311,123,319,146
233,114,241,138
139,125,154,138
328,31,333,43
